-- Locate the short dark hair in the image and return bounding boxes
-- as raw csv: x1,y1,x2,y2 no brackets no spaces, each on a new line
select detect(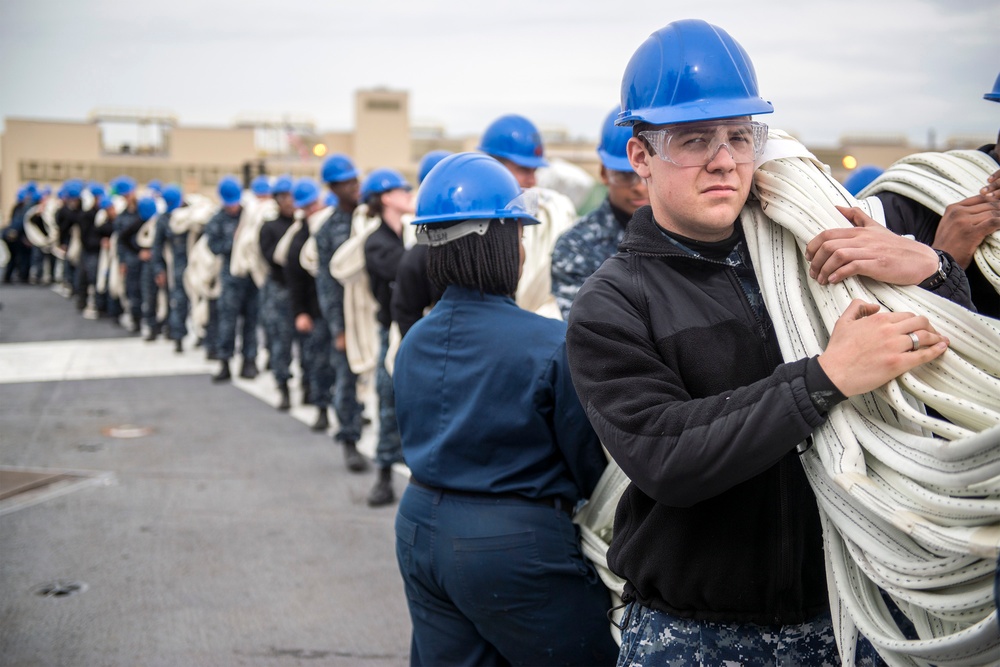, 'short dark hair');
632,122,656,155
632,122,653,137
365,193,384,219
427,219,520,297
